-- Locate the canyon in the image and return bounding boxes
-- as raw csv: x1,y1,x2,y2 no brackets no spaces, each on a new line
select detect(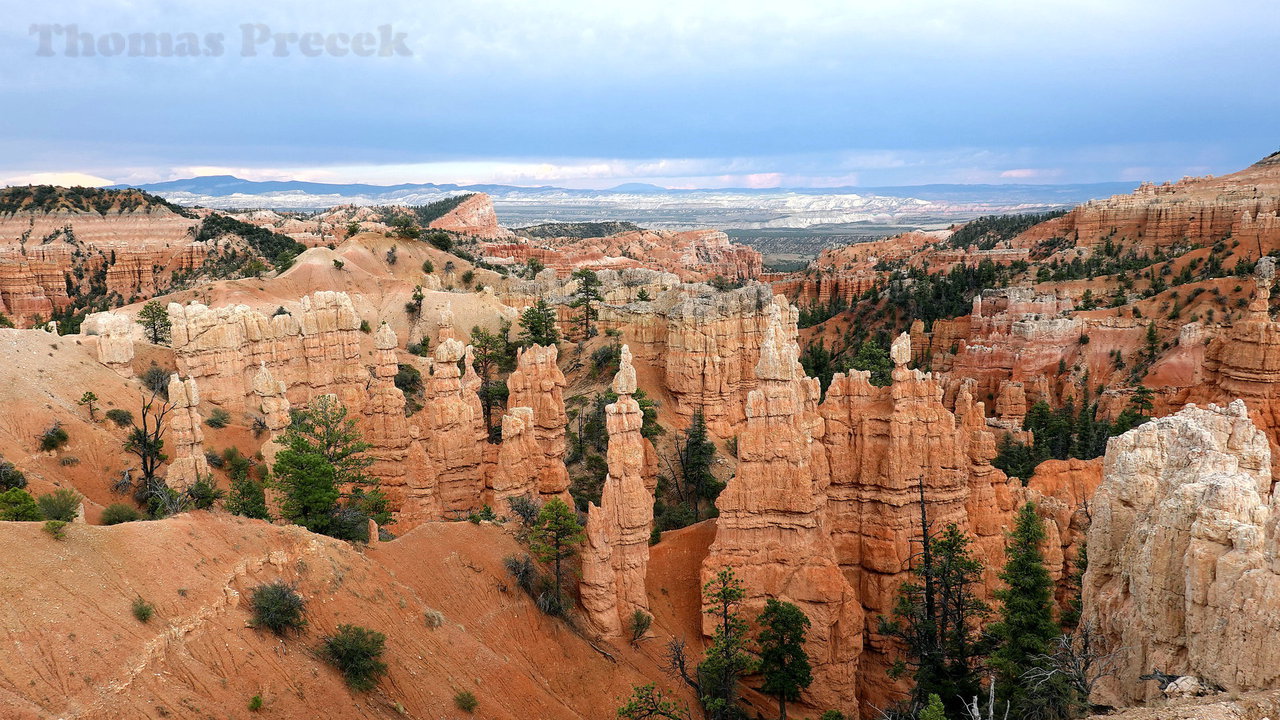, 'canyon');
3,155,1280,719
